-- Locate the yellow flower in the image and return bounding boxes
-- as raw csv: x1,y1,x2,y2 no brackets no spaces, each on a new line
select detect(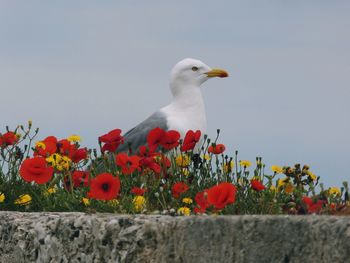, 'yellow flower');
201,154,211,161
181,168,190,177
28,120,33,127
329,187,341,196
176,154,191,168
14,194,32,205
277,178,289,188
270,185,277,192
46,153,72,171
271,165,283,174
239,160,251,168
133,196,146,212
0,192,5,203
45,187,57,196
177,206,191,216
307,171,317,181
35,141,46,150
46,154,58,164
182,197,193,204
60,156,72,170
82,198,90,206
67,134,81,143
223,161,234,173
